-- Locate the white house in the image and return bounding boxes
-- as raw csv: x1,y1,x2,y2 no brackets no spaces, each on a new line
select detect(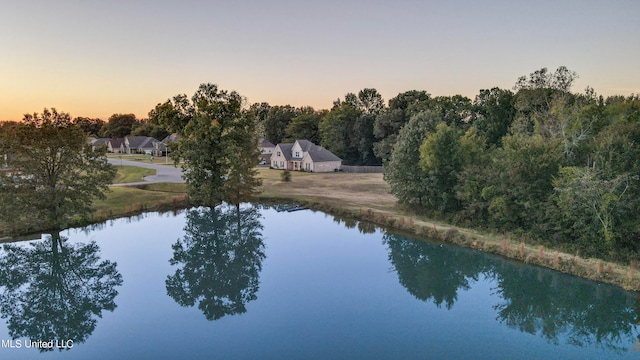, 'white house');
270,140,341,172
258,139,275,164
